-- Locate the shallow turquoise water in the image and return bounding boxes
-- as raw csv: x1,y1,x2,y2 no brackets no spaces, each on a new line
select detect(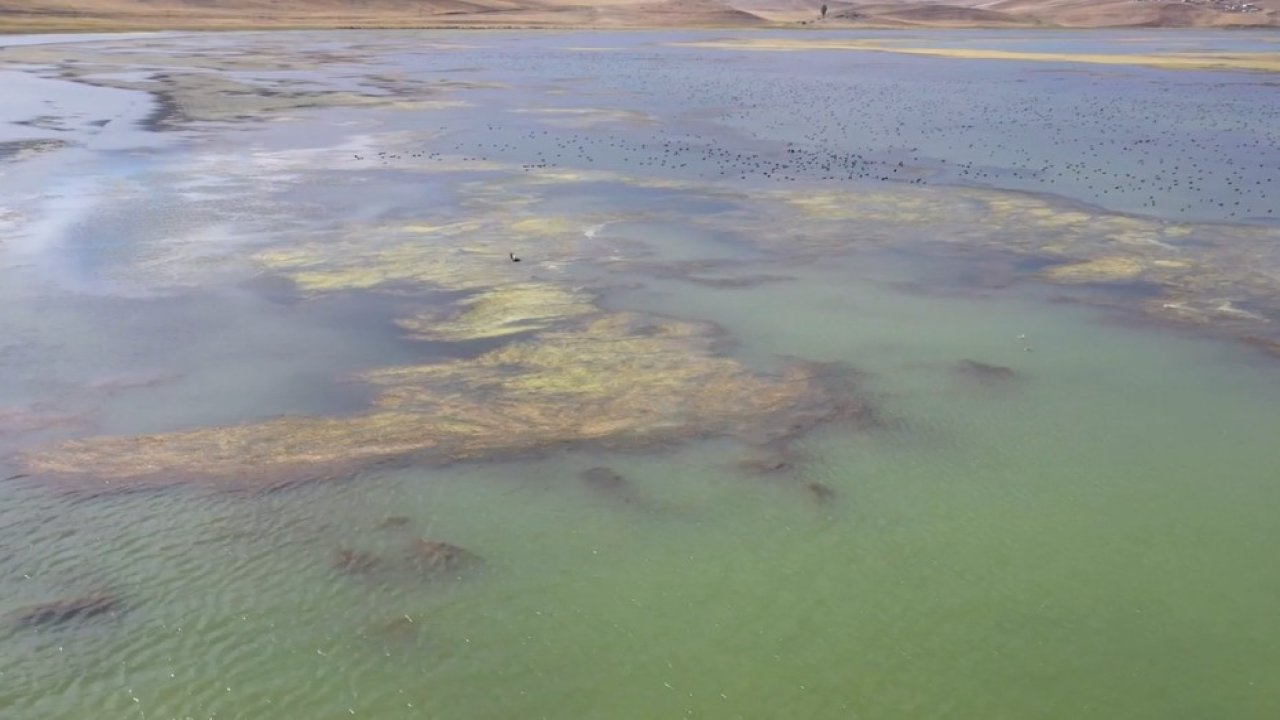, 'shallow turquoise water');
2,29,1280,720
